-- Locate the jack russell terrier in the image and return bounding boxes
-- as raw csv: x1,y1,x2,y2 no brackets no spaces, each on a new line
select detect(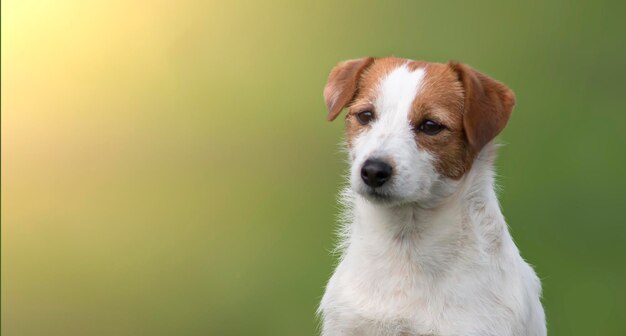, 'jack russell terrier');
319,57,546,336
